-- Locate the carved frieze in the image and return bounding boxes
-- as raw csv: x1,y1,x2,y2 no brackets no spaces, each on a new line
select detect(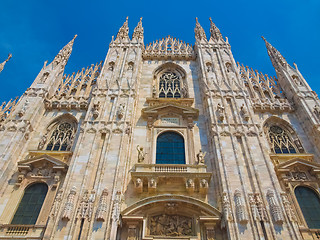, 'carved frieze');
149,214,193,237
